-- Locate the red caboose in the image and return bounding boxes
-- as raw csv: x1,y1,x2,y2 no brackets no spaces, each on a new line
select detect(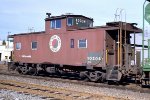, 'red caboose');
9,13,142,82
